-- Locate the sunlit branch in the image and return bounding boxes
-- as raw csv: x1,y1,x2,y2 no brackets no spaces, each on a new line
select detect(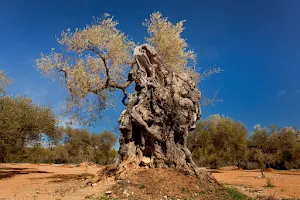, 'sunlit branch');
200,90,223,107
